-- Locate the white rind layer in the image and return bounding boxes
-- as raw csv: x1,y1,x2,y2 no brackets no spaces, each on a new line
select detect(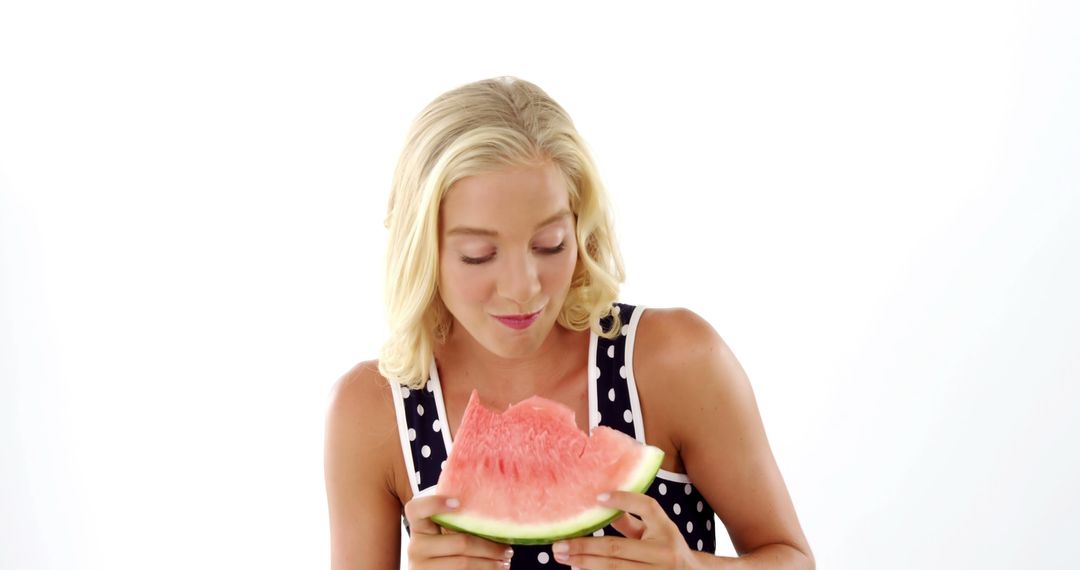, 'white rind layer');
432,445,665,544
